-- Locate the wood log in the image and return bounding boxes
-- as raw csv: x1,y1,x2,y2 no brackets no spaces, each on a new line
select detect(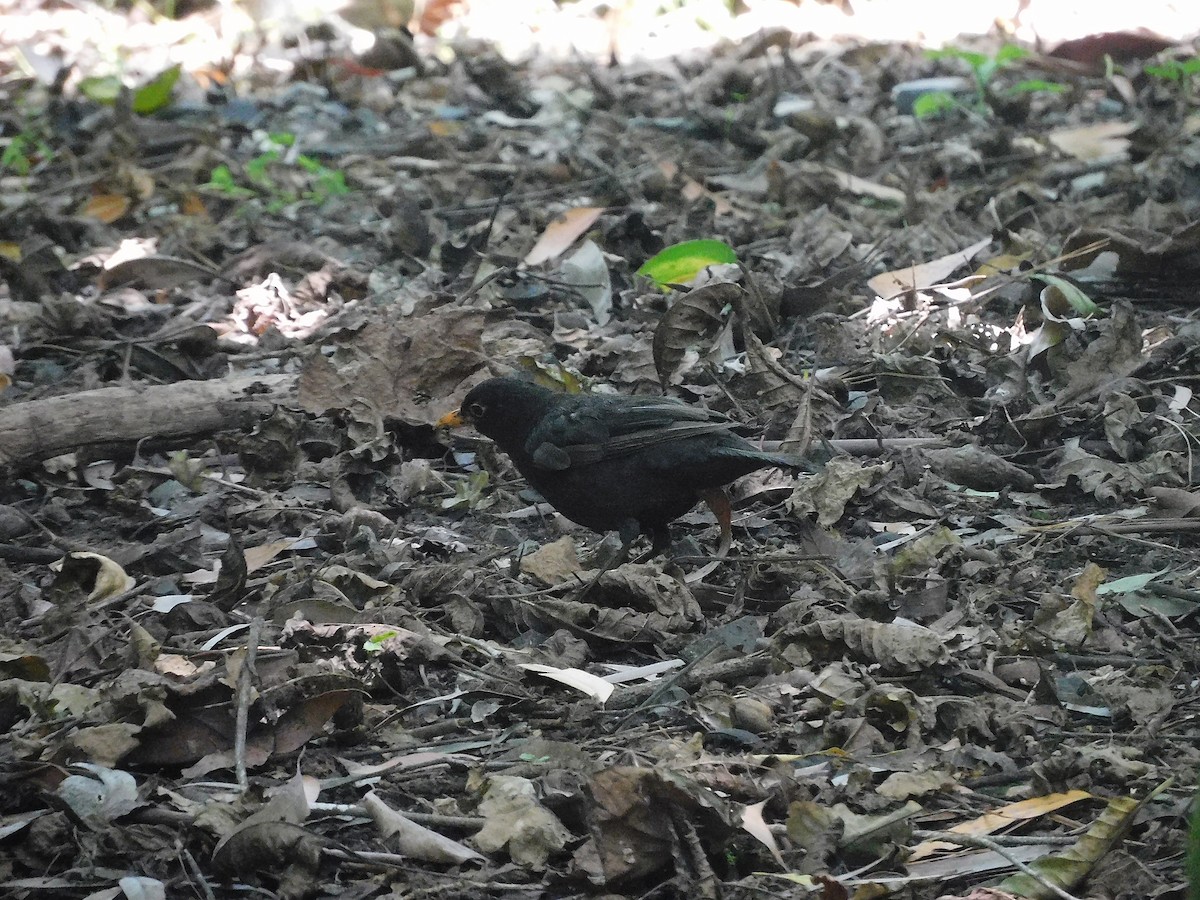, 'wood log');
0,374,298,468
